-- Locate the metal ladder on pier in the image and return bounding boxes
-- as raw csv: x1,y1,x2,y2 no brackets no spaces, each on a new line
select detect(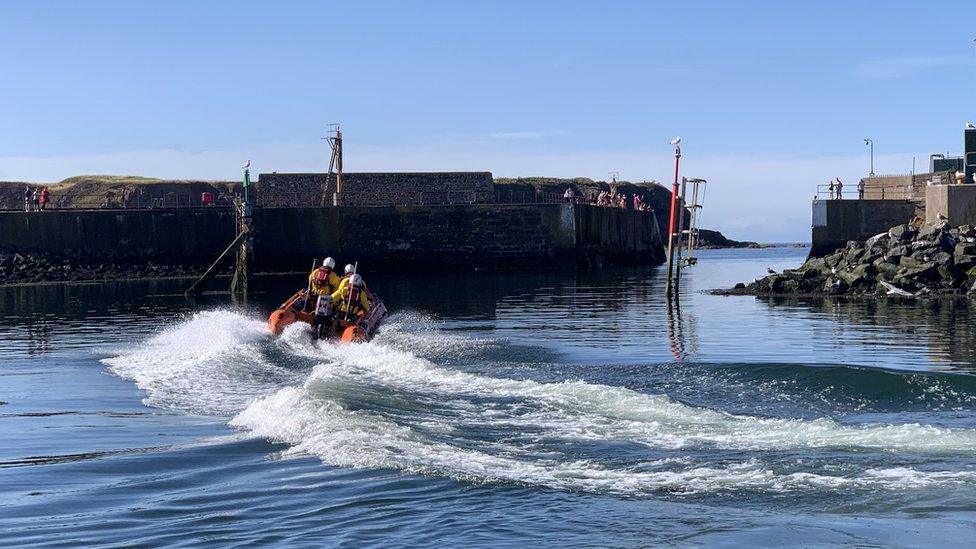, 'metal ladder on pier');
665,177,707,296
